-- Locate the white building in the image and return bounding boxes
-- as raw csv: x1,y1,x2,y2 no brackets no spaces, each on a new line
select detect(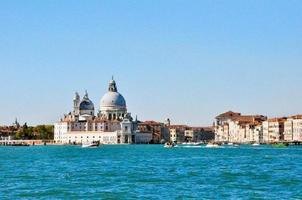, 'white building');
54,78,152,144
284,119,294,142
284,115,302,142
262,118,286,143
215,111,267,143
